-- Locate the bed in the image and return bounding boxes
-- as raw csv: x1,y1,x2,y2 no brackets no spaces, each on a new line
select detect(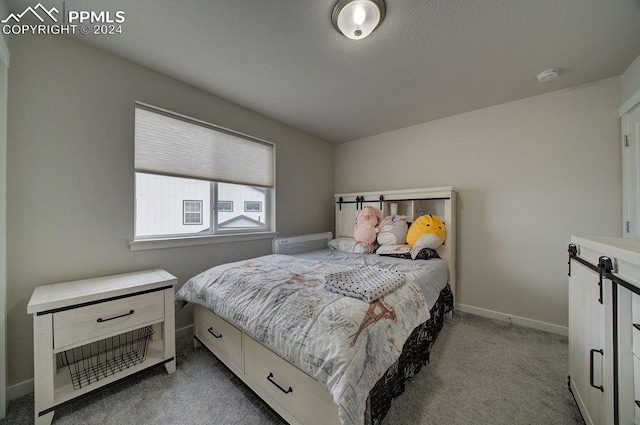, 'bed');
176,187,457,425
